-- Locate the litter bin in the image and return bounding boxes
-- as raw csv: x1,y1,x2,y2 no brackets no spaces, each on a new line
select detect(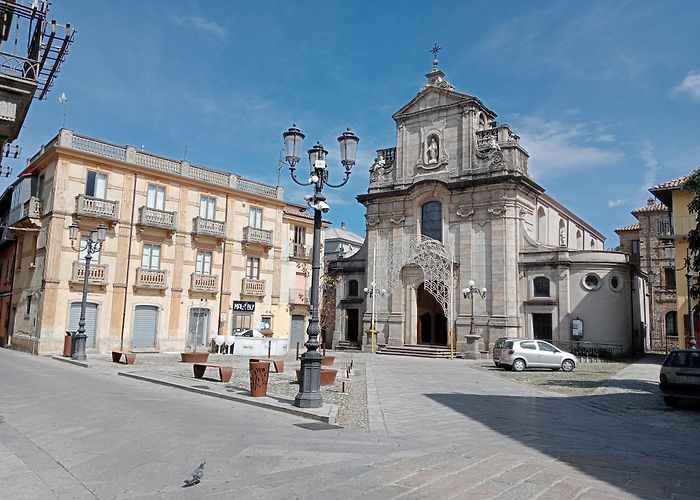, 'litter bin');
64,331,73,357
249,359,270,397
